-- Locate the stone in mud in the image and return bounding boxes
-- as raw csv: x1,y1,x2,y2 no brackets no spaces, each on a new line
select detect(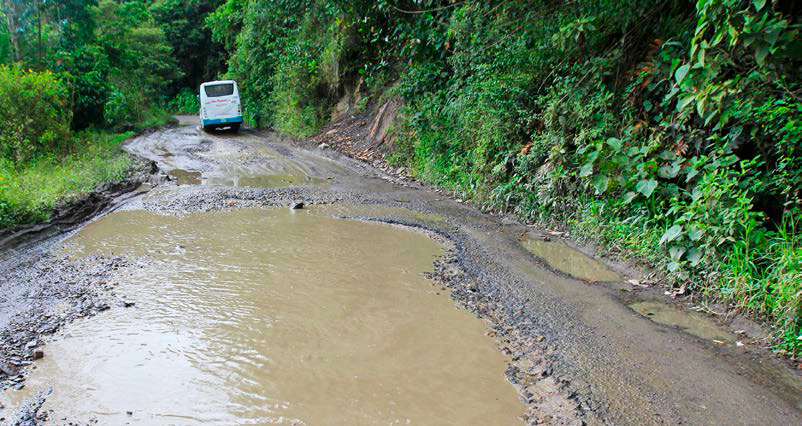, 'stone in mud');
290,201,304,210
32,349,44,360
0,361,18,376
37,323,57,334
